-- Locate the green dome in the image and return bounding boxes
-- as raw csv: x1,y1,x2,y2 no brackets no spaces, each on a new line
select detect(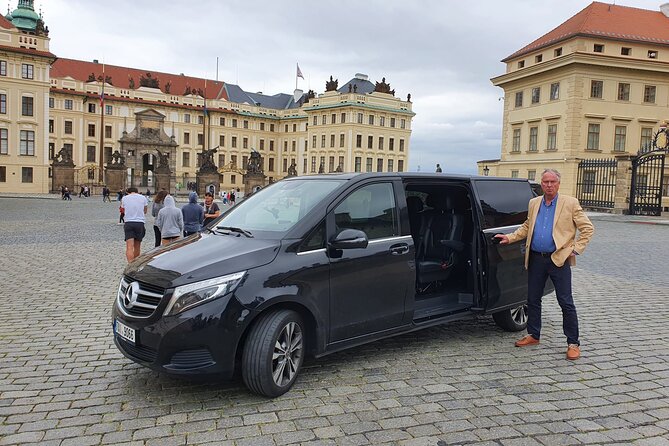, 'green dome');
8,0,39,31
